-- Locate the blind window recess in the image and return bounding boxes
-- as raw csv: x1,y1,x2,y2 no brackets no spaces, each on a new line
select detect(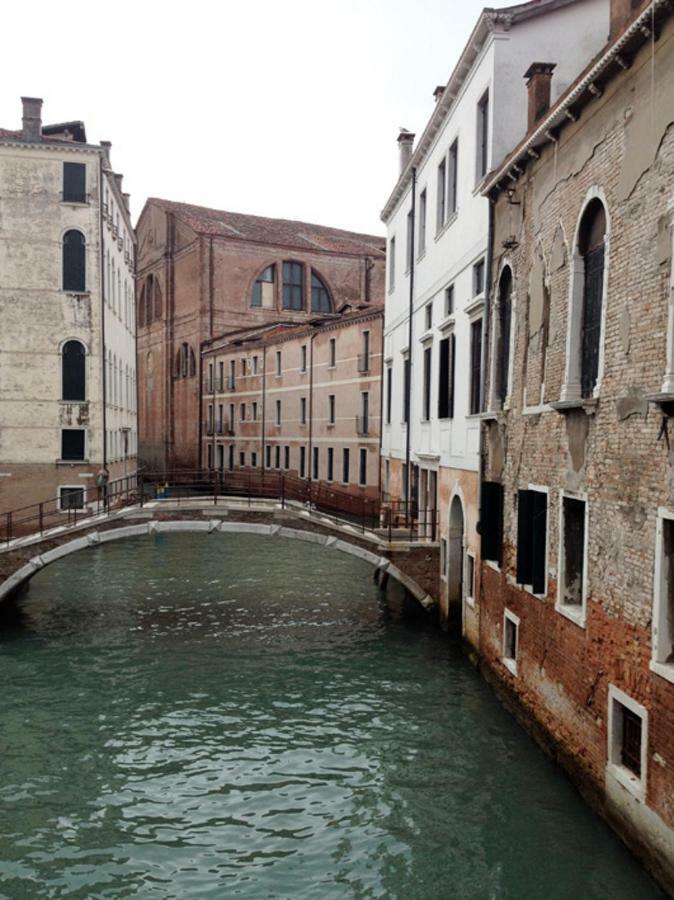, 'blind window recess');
516,488,547,595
